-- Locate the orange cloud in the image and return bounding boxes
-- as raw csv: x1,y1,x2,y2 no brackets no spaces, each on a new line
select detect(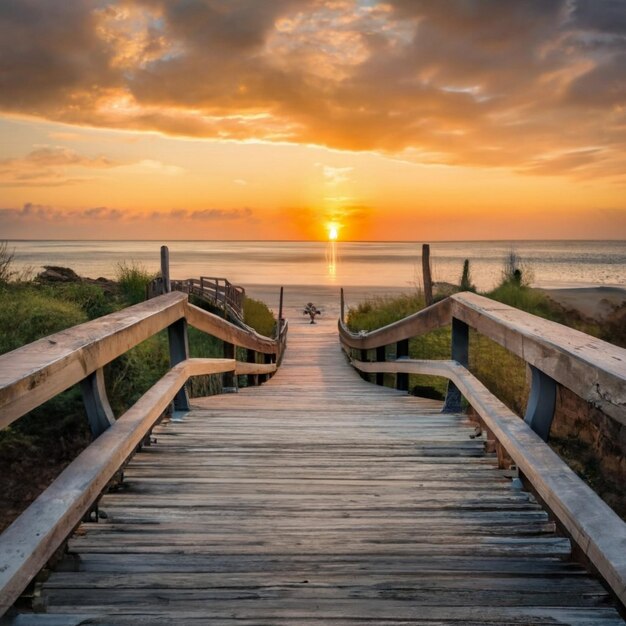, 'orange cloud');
0,0,624,184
